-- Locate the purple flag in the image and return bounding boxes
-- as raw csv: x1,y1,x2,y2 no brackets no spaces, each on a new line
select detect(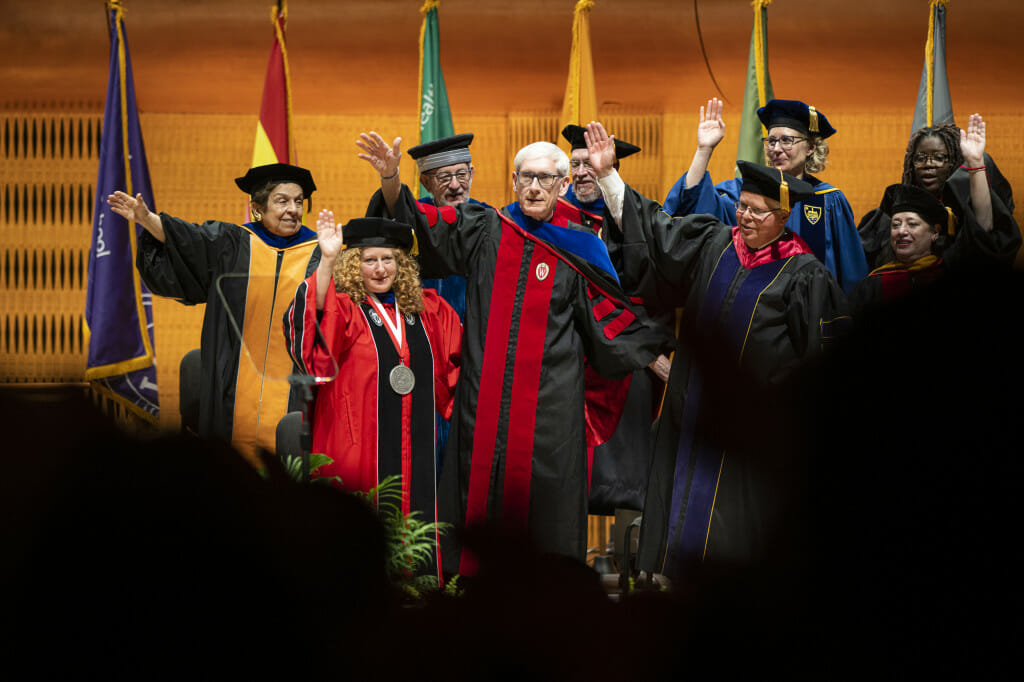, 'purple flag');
84,4,159,421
